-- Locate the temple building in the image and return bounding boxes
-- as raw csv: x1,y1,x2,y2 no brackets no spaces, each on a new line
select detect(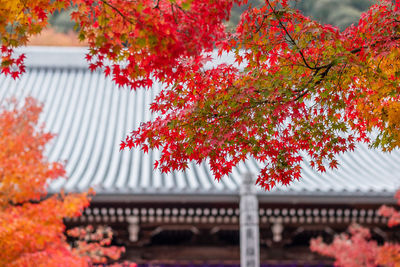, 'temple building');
1,47,399,266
